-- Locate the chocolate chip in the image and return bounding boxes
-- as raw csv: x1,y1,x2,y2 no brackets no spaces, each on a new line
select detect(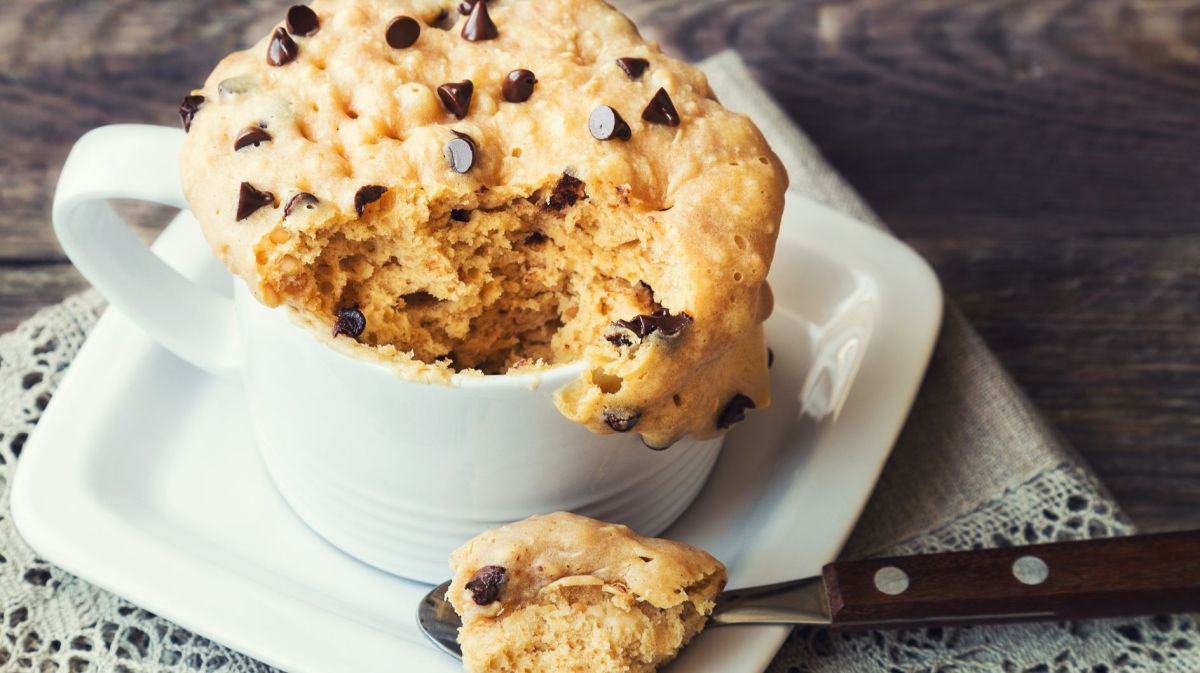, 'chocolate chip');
429,8,453,29
236,182,274,221
284,192,319,217
444,131,477,173
267,27,299,66
461,0,498,41
524,231,546,245
466,565,507,605
502,69,537,103
767,347,774,368
606,309,693,346
458,0,481,15
286,4,319,37
603,409,640,433
604,331,631,347
642,87,680,127
589,106,631,141
179,95,205,132
450,209,471,222
354,185,387,216
234,127,273,151
717,393,755,429
386,15,421,49
332,306,366,338
437,81,474,119
645,310,692,337
616,57,649,80
543,173,587,211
